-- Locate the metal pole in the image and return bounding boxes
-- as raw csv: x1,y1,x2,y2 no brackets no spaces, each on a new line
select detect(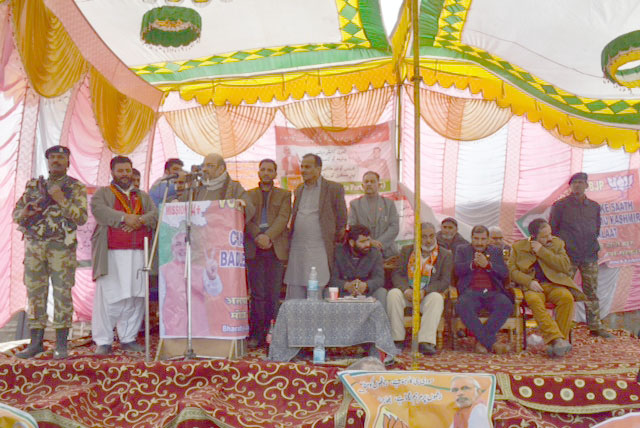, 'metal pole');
411,0,423,369
143,237,150,362
184,186,196,359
